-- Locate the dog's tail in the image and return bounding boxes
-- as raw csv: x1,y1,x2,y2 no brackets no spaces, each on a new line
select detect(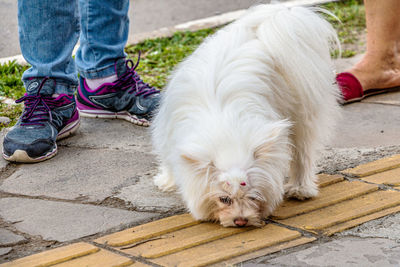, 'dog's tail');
237,4,341,143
